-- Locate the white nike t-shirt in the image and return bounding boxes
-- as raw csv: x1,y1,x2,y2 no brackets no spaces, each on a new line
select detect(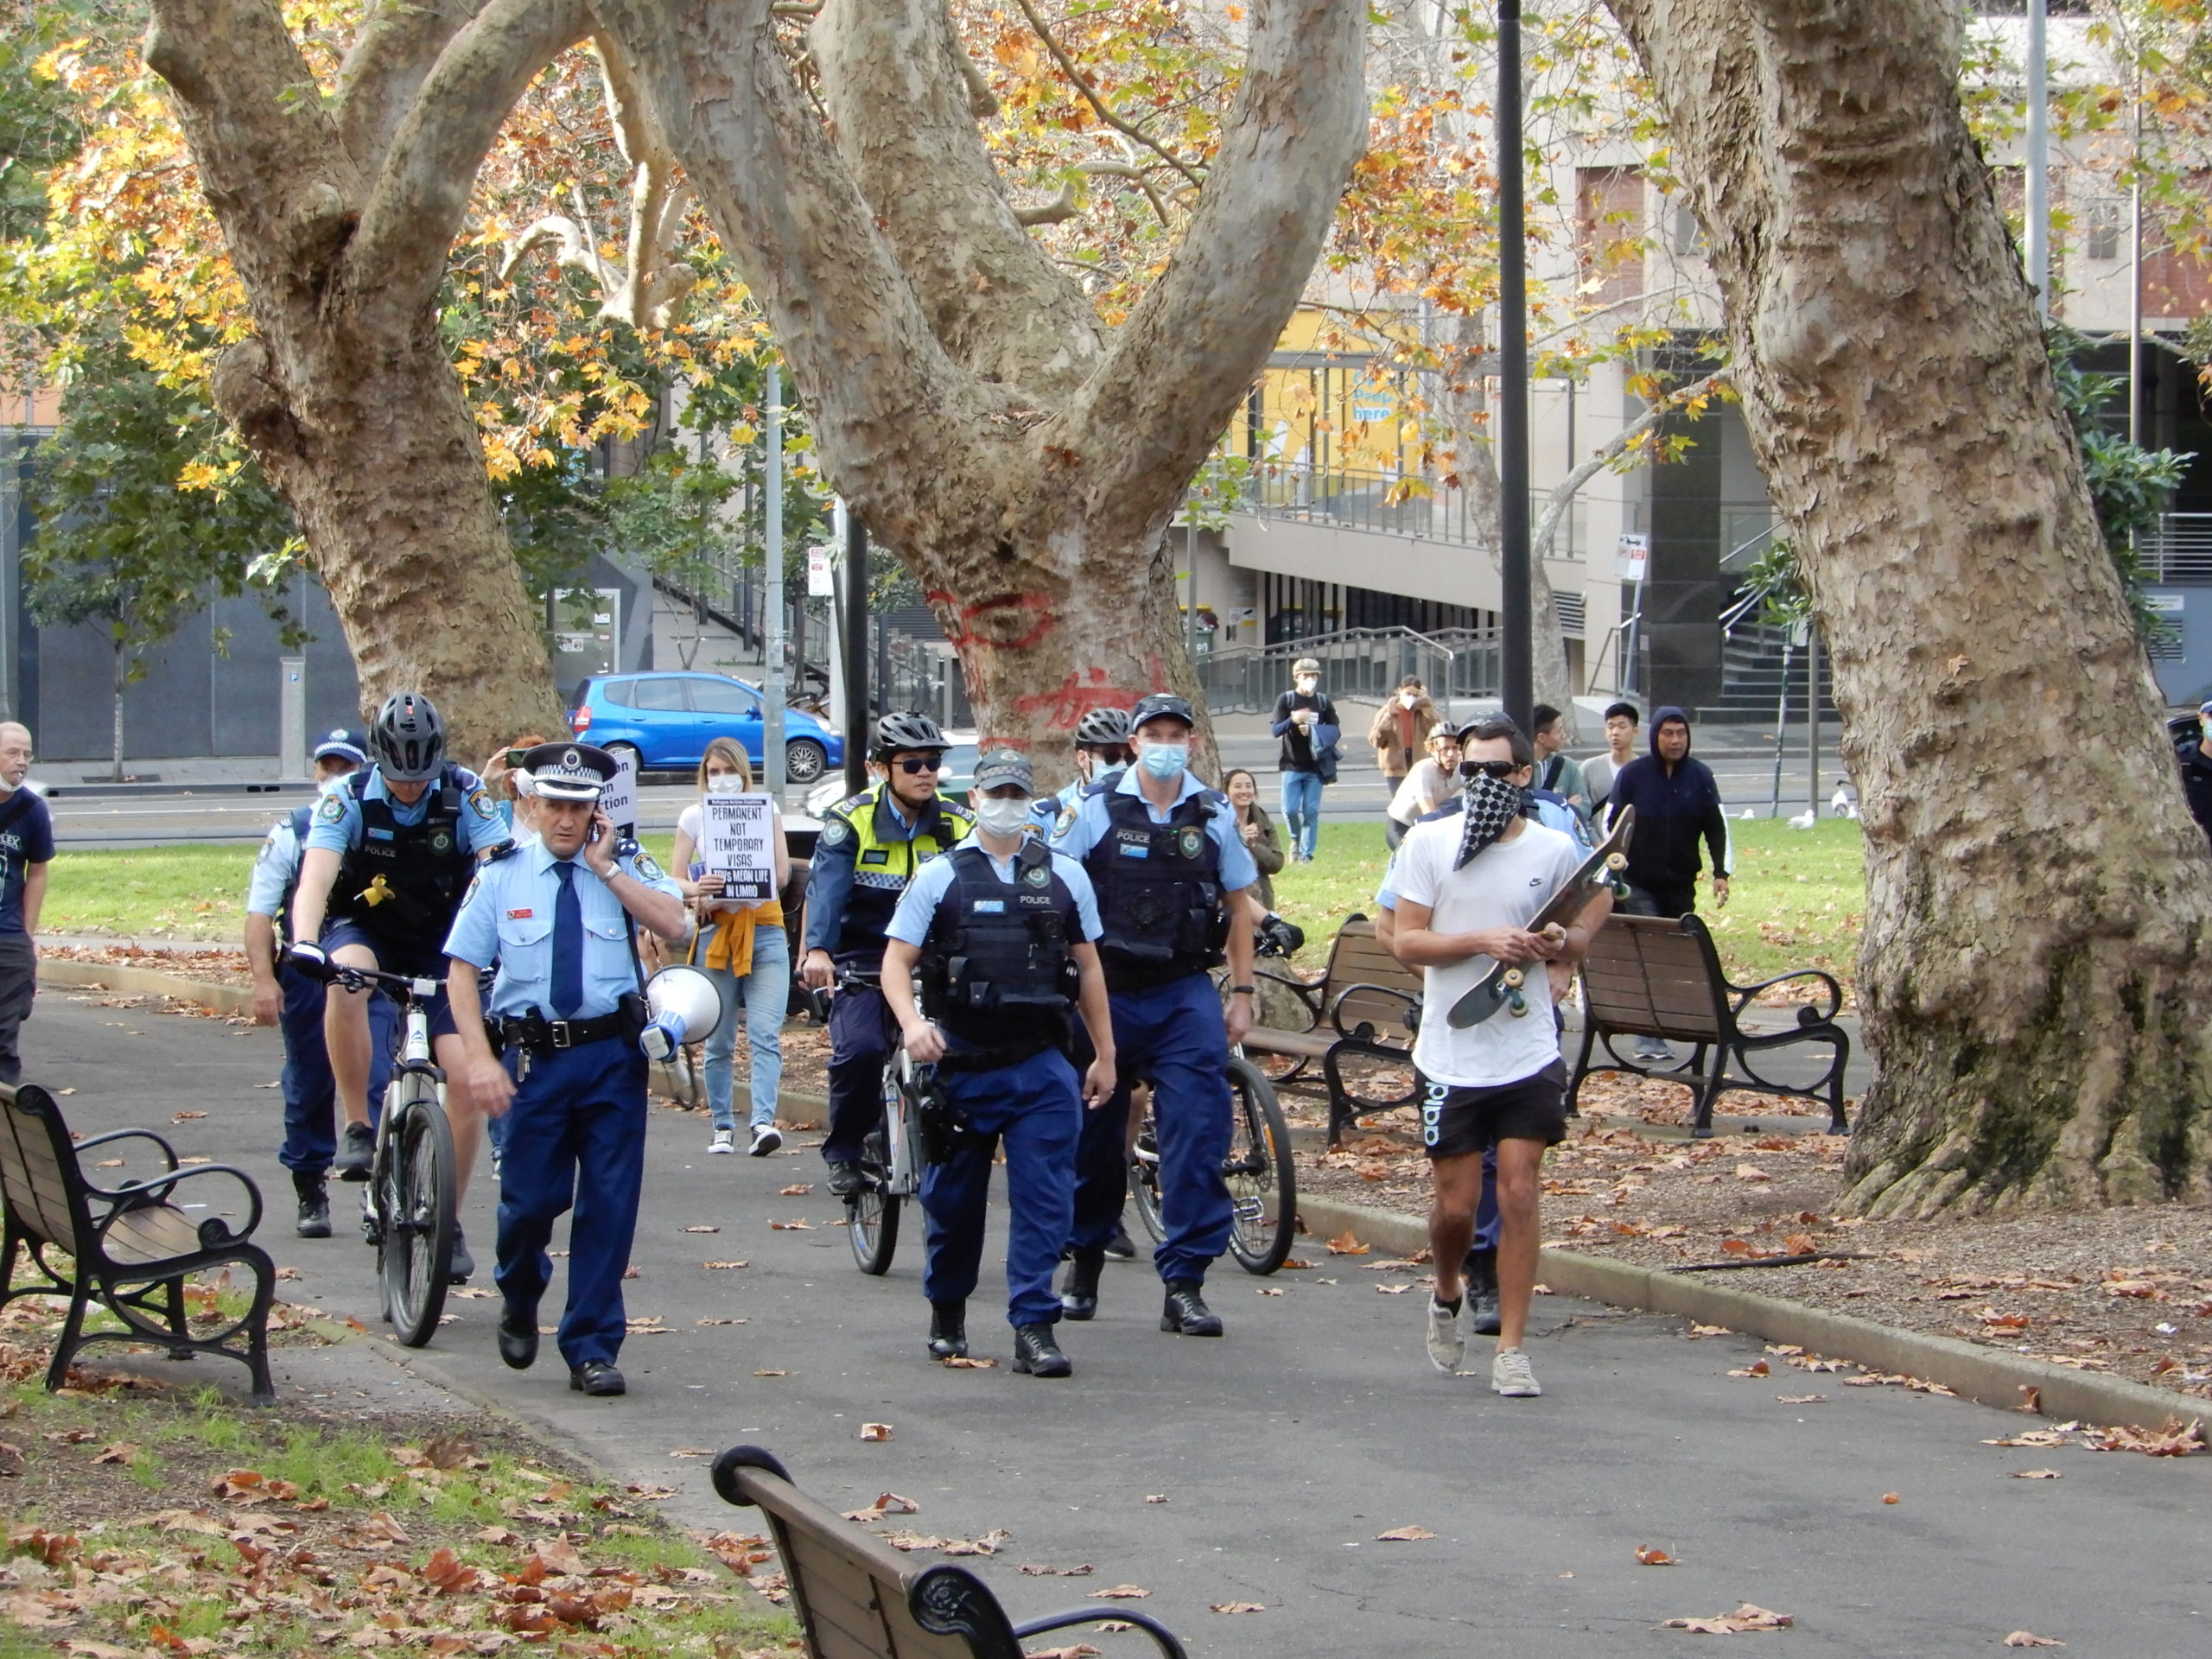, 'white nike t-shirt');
1393,815,1586,1088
